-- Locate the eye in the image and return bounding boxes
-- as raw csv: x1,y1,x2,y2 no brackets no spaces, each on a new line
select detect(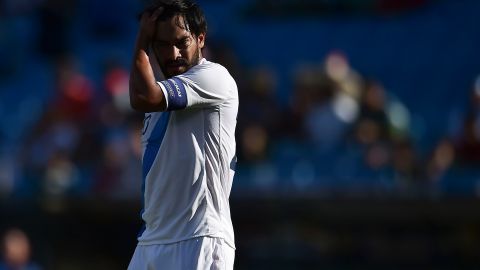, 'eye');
153,41,169,48
177,38,191,49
